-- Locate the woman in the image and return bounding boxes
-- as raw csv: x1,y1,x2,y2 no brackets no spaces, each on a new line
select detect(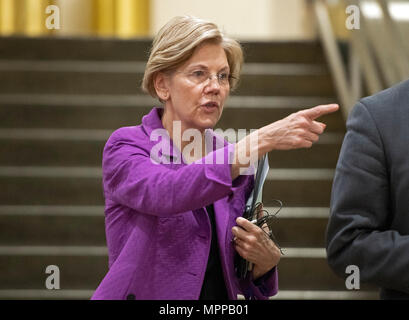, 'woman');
91,16,338,300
